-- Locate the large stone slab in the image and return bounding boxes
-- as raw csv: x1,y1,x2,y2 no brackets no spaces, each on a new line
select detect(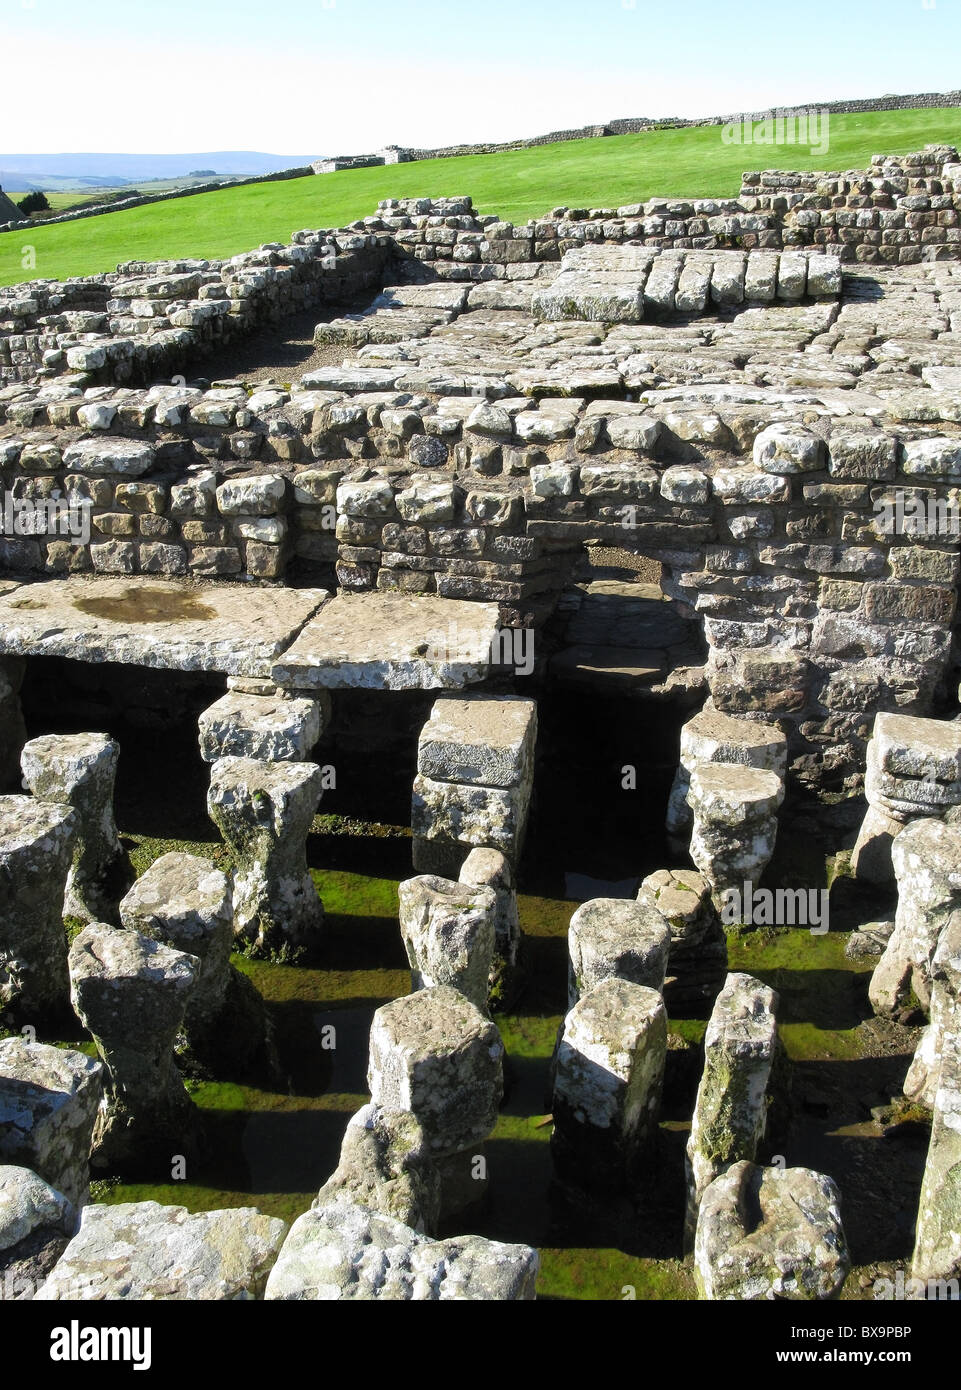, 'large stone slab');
0,578,331,678
264,1200,537,1300
271,593,501,690
36,1200,287,1300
